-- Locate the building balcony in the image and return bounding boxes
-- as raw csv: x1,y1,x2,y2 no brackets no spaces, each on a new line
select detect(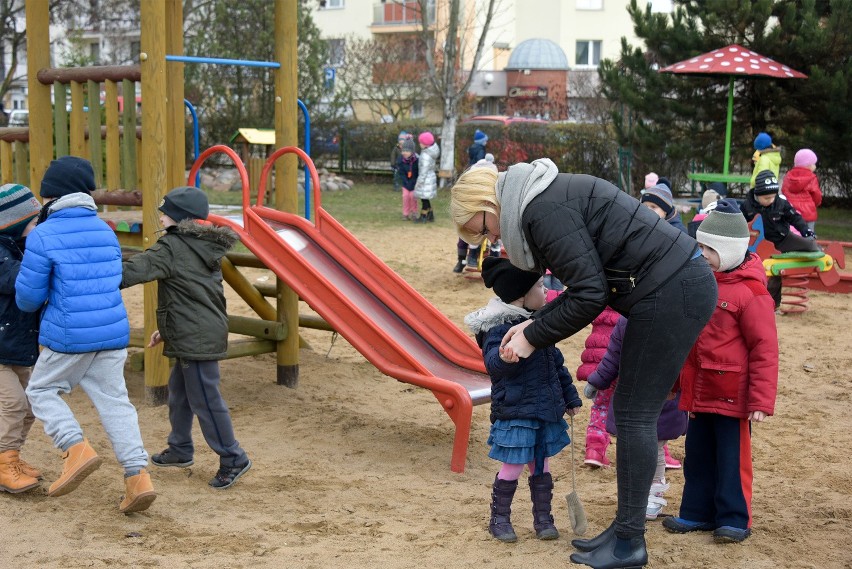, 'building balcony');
372,1,435,32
